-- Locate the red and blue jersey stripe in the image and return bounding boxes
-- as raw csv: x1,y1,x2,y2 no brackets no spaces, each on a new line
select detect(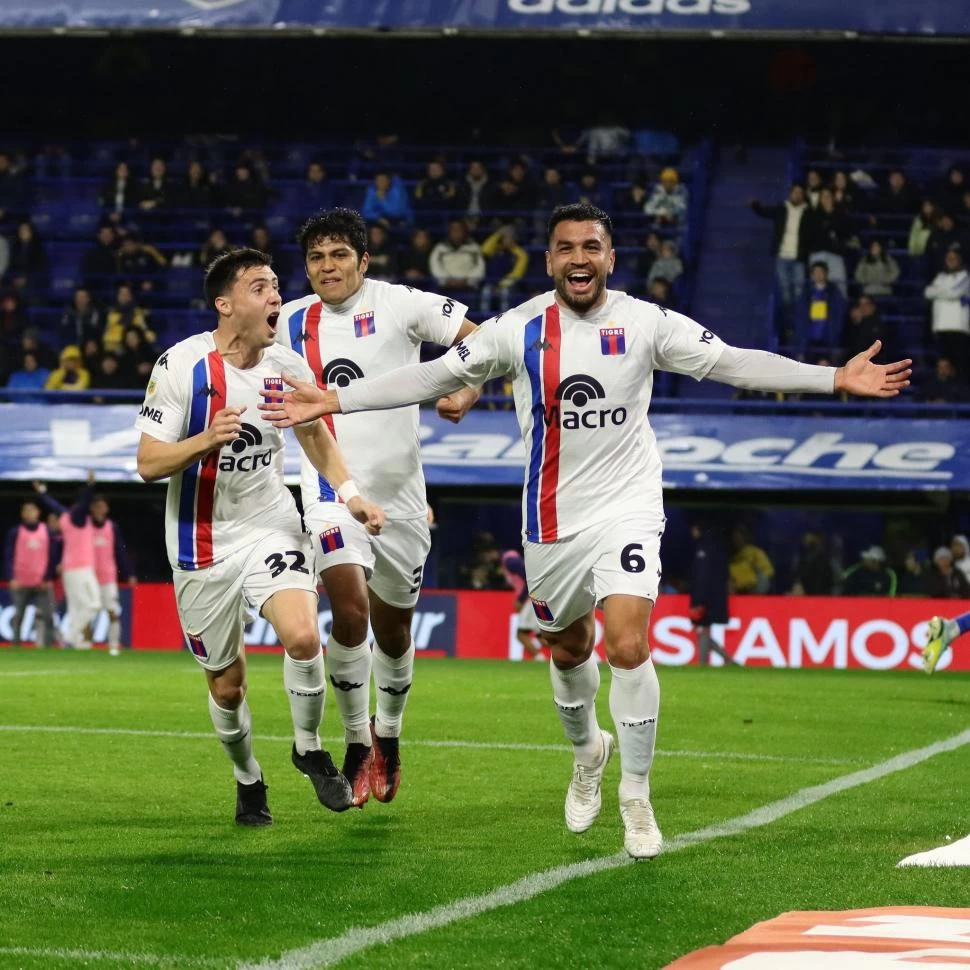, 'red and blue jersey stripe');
177,350,226,570
288,300,339,504
524,304,562,543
